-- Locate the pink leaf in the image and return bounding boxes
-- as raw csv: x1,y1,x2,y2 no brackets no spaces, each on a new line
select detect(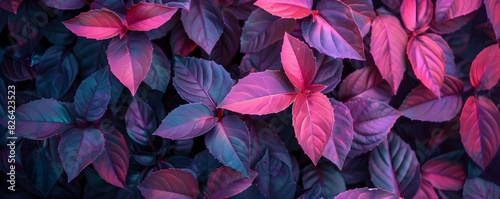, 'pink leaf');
126,2,178,31
0,0,22,14
93,129,129,188
470,44,500,91
484,0,500,40
426,34,457,77
254,0,313,19
435,0,482,24
413,179,438,199
63,10,125,40
208,166,258,199
407,34,446,98
324,99,354,169
281,33,317,90
219,70,297,115
459,96,500,170
340,0,376,37
107,31,153,95
292,92,334,165
138,169,199,199
370,14,408,94
400,0,433,32
421,159,466,191
430,12,475,34
338,66,393,103
334,188,400,199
